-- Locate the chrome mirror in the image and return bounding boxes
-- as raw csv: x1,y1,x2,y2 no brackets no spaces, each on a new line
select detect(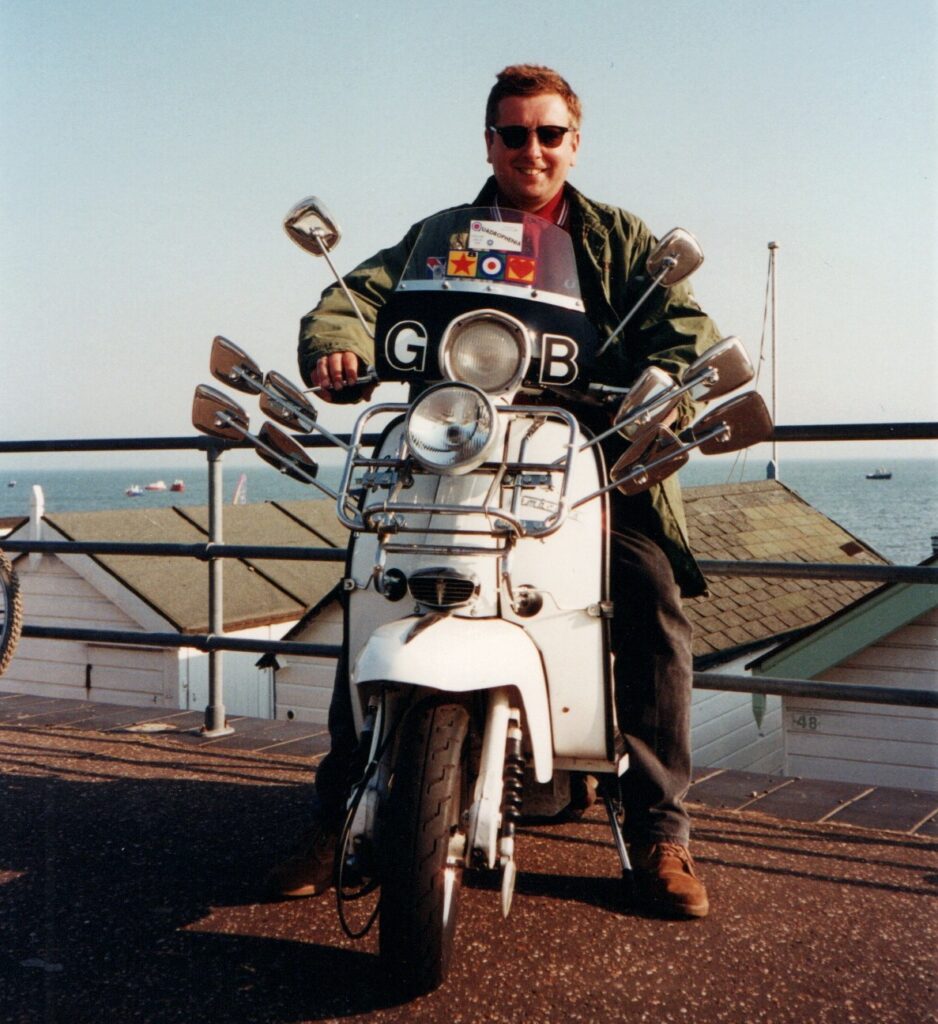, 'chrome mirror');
615,366,675,422
690,392,774,454
597,228,704,359
210,335,263,395
611,425,689,495
682,337,754,402
284,196,341,256
259,370,318,431
646,228,704,286
610,422,669,474
192,384,250,441
257,422,320,483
